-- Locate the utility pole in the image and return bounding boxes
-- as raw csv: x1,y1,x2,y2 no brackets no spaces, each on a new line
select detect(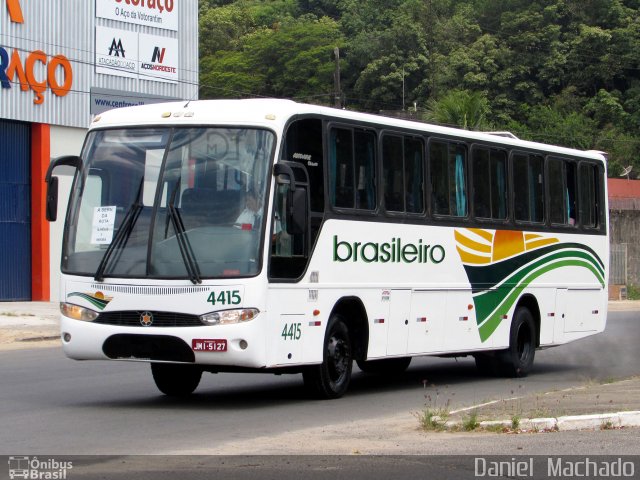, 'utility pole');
402,66,405,111
334,47,341,108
